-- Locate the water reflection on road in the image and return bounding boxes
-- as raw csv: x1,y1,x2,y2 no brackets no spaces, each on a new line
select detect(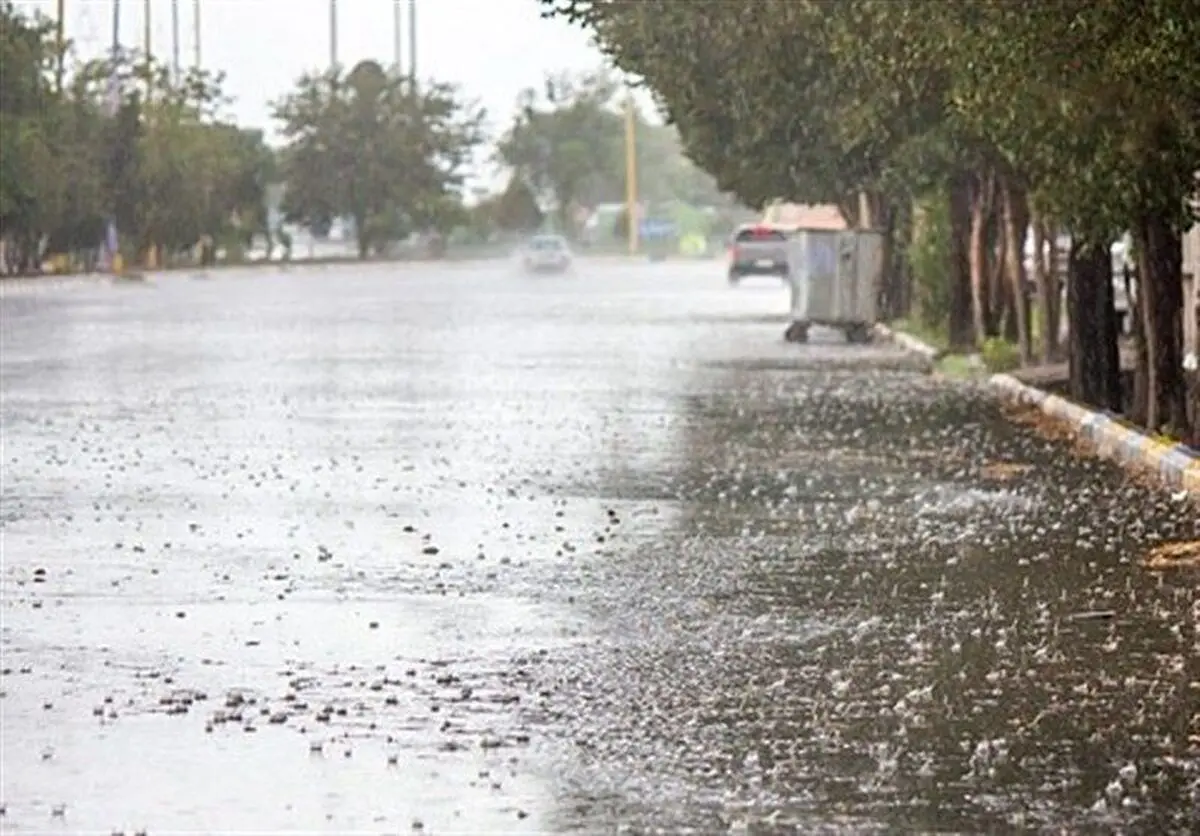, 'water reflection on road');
1,261,1196,833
